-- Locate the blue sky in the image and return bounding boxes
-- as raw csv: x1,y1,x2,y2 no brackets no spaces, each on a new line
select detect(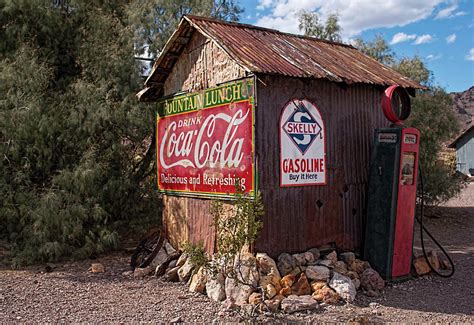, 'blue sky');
238,0,474,93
